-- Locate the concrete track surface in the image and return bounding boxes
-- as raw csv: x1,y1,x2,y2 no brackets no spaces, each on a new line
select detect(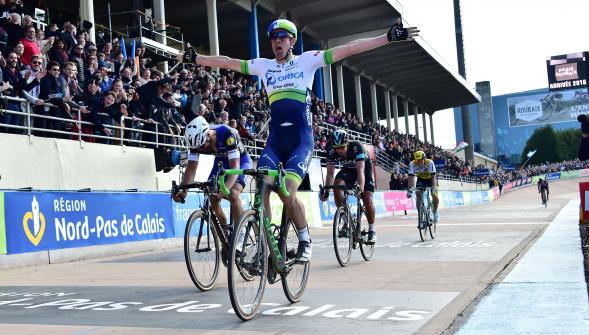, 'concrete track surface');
0,178,586,335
